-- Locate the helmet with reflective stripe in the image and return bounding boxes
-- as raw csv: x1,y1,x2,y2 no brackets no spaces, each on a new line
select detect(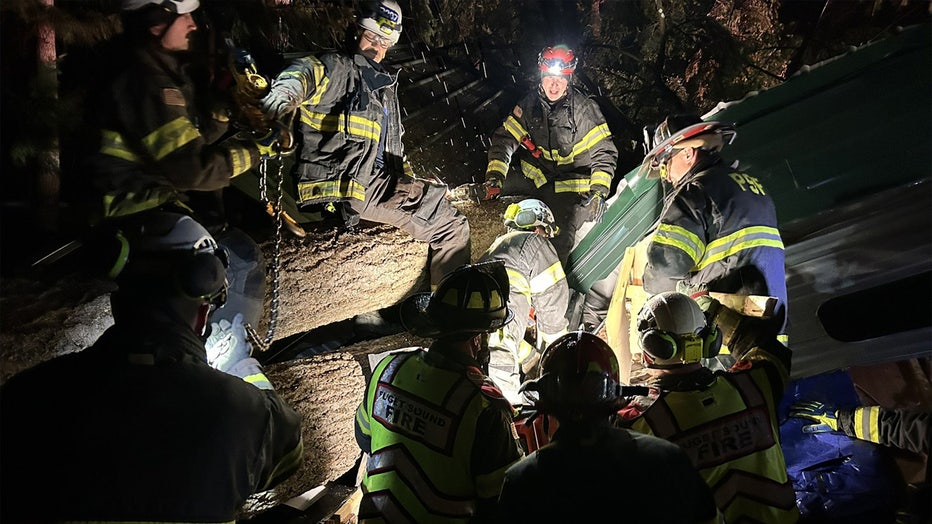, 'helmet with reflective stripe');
642,113,736,178
538,45,577,77
522,331,620,420
122,0,199,14
399,261,514,338
503,198,558,237
636,292,722,368
358,0,403,45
